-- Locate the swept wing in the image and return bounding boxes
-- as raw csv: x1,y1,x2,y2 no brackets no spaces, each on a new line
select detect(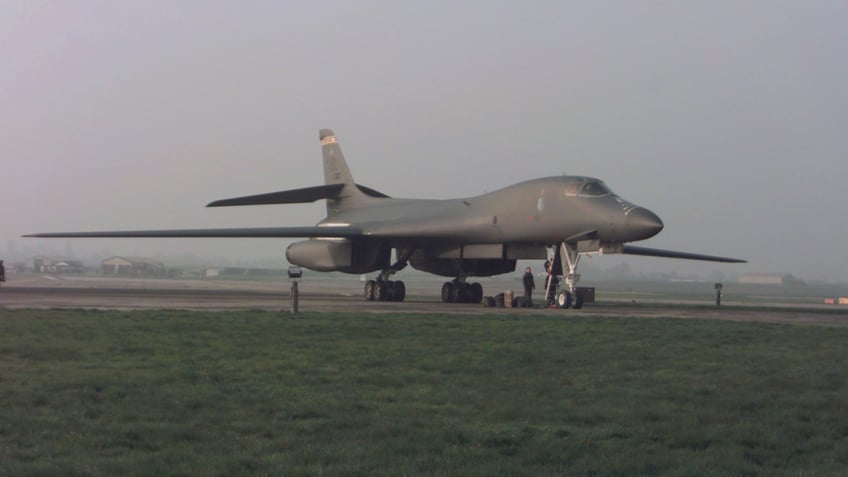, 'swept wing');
621,245,746,263
24,226,361,239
